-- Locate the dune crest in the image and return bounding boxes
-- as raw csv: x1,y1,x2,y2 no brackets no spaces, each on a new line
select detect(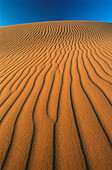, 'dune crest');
0,21,112,170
